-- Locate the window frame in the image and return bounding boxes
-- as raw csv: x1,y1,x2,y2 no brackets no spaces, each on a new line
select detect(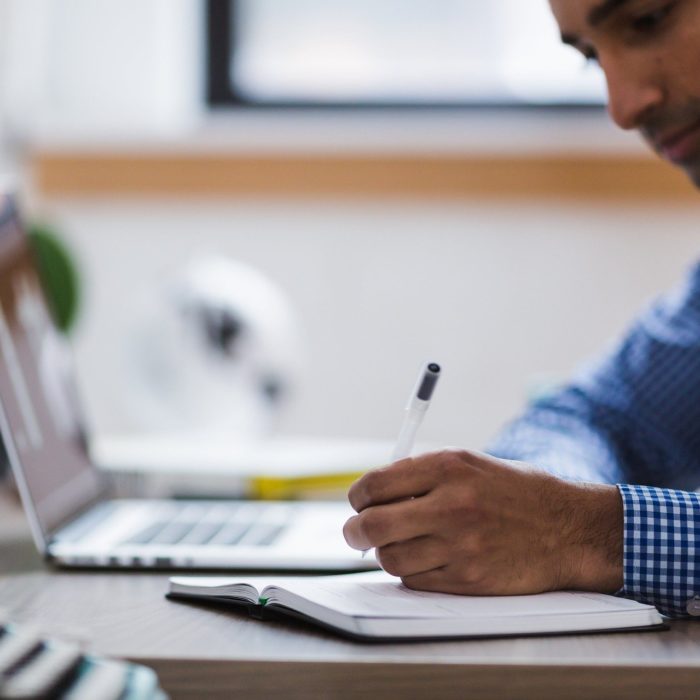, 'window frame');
205,0,605,111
